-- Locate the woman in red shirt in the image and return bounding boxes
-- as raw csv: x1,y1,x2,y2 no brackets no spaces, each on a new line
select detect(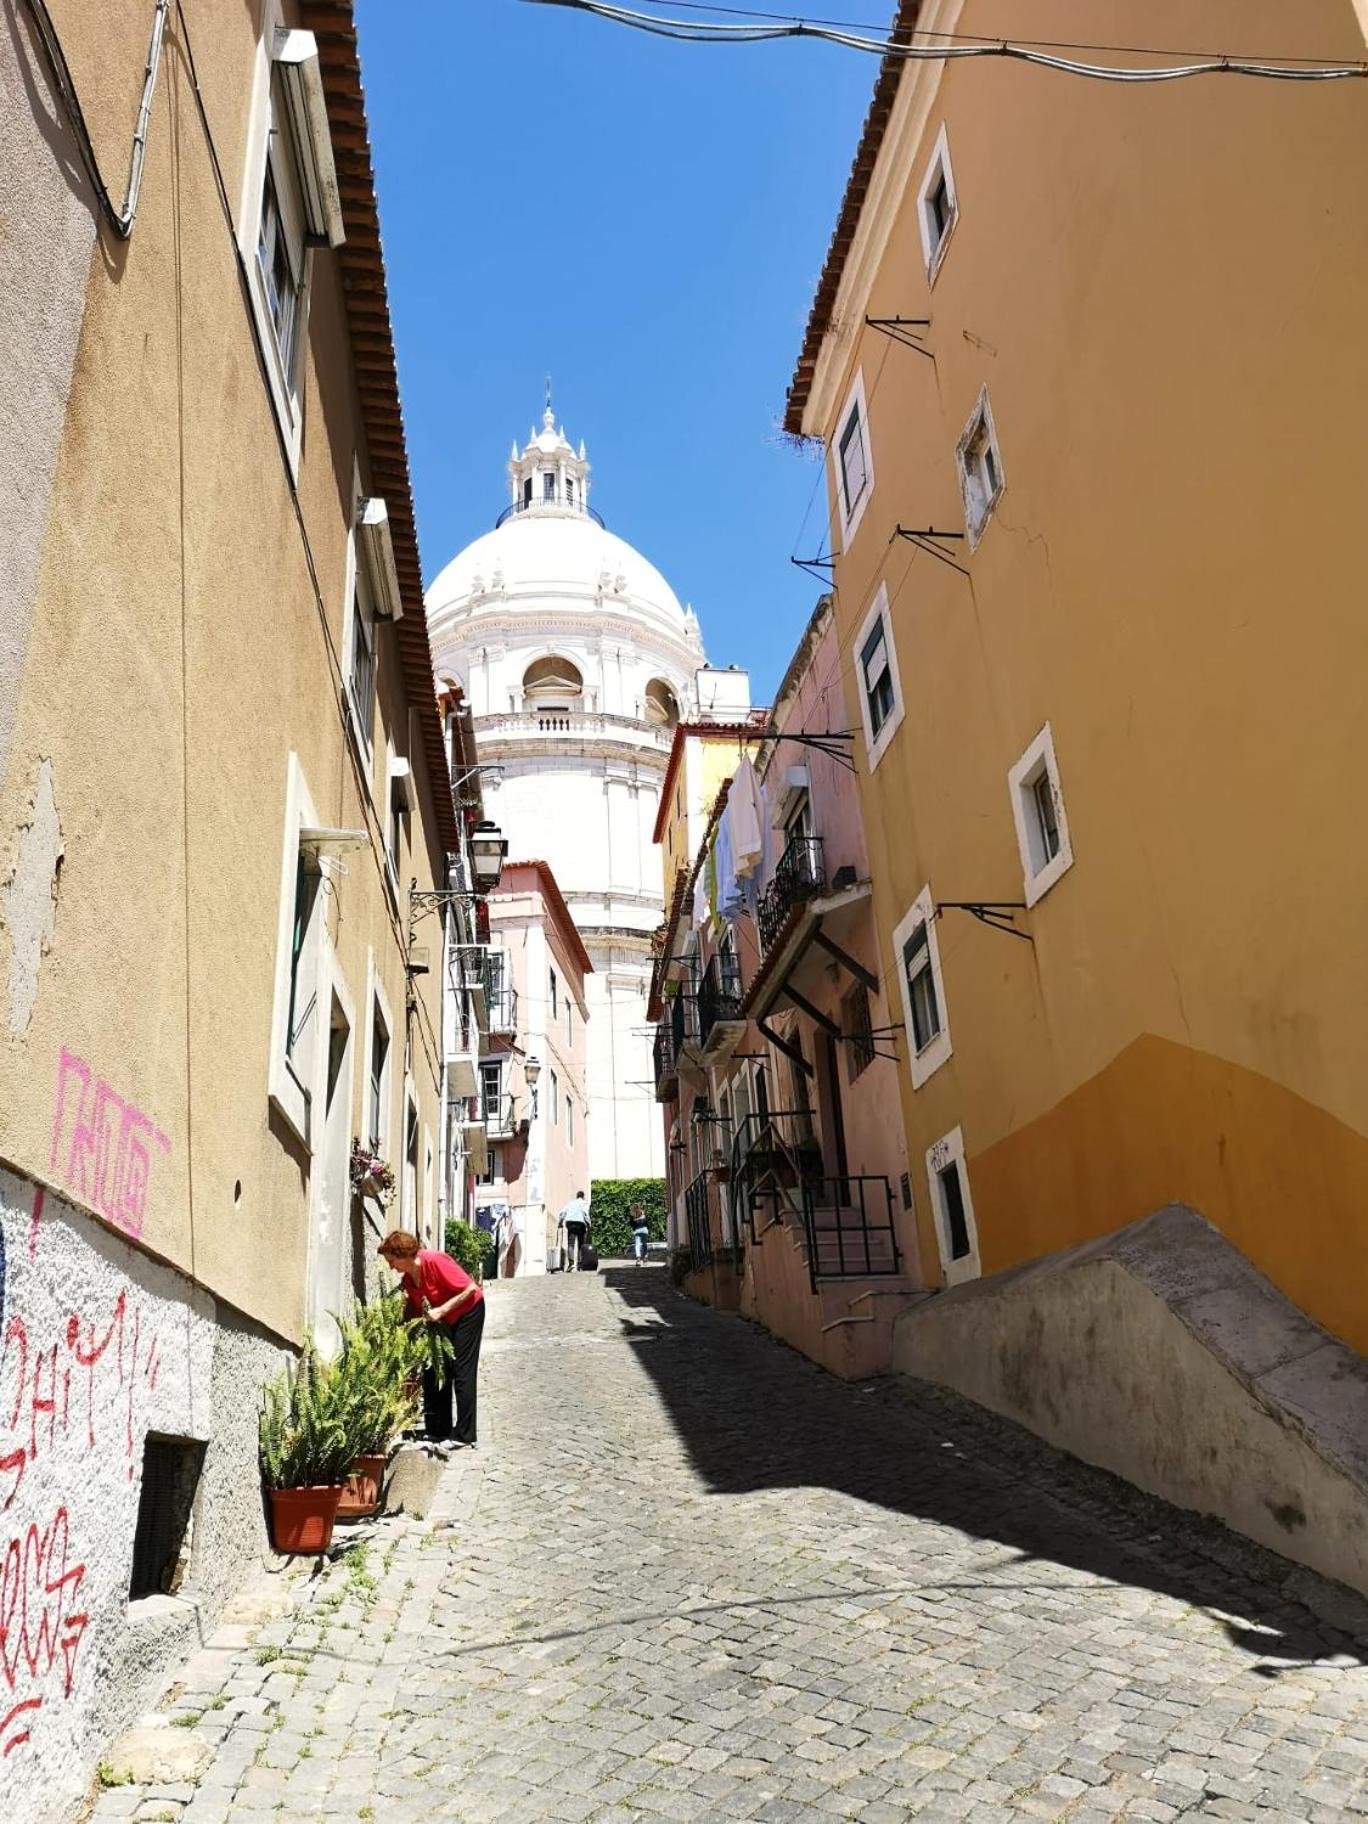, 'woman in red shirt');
378,1230,485,1446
